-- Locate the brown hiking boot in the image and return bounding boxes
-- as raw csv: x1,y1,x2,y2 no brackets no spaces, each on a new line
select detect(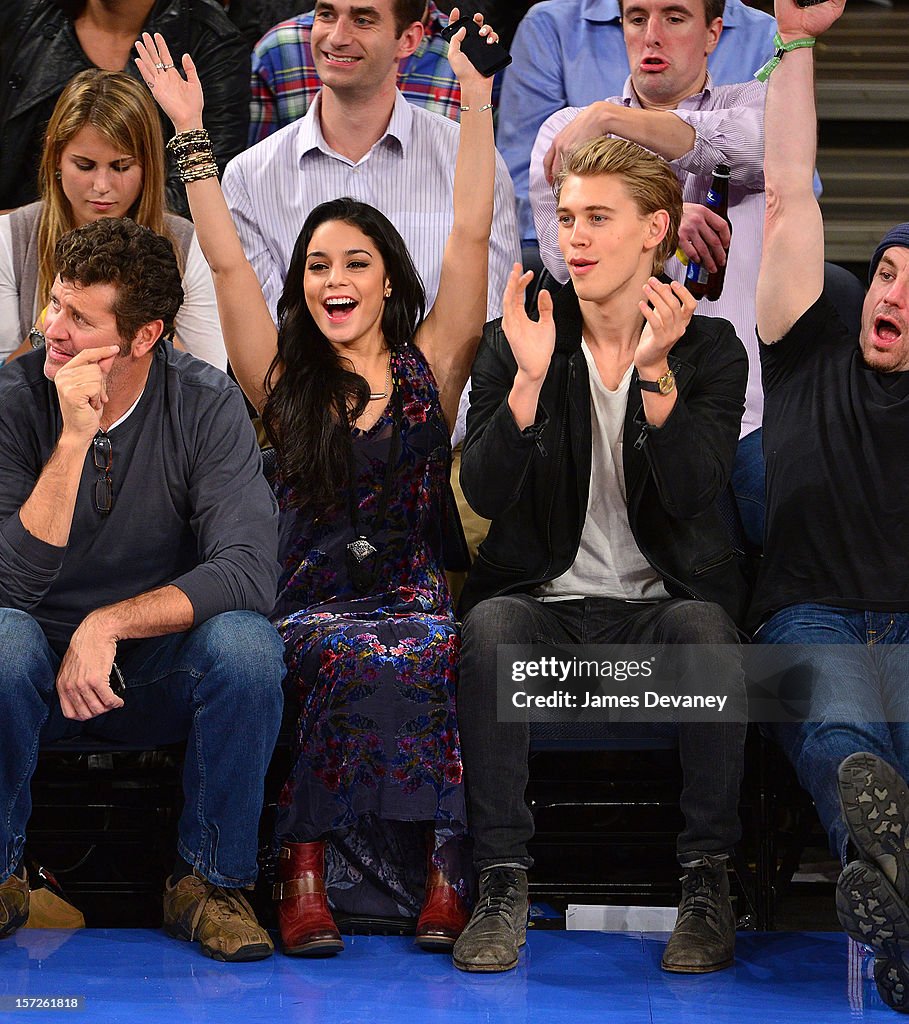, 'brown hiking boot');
163,872,273,962
0,865,29,939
